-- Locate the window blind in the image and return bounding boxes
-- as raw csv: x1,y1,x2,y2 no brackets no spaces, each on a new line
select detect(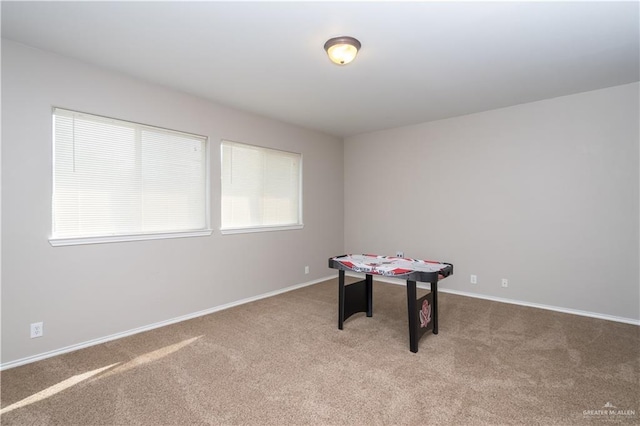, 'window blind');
52,108,208,241
221,140,302,231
